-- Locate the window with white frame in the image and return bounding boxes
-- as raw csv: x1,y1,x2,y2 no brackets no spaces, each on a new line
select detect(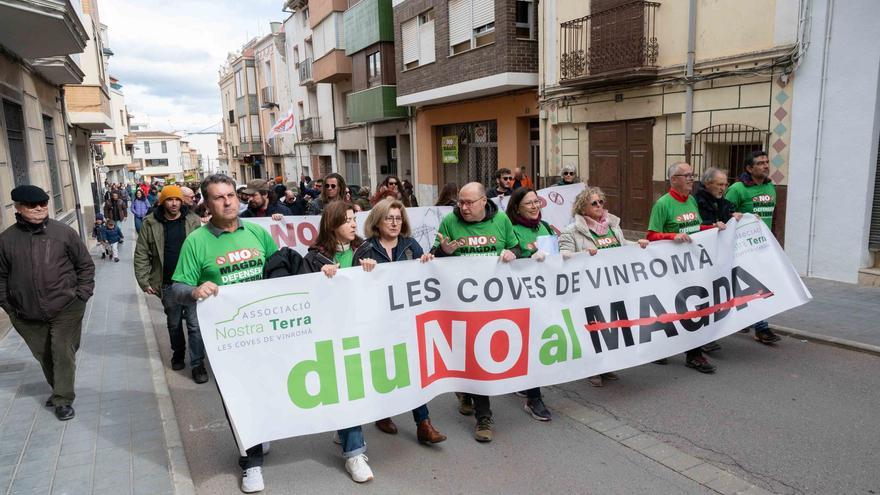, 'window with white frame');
234,70,244,97
144,141,151,154
402,10,435,70
448,0,494,55
515,0,535,40
239,117,247,143
161,141,167,153
250,115,260,140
